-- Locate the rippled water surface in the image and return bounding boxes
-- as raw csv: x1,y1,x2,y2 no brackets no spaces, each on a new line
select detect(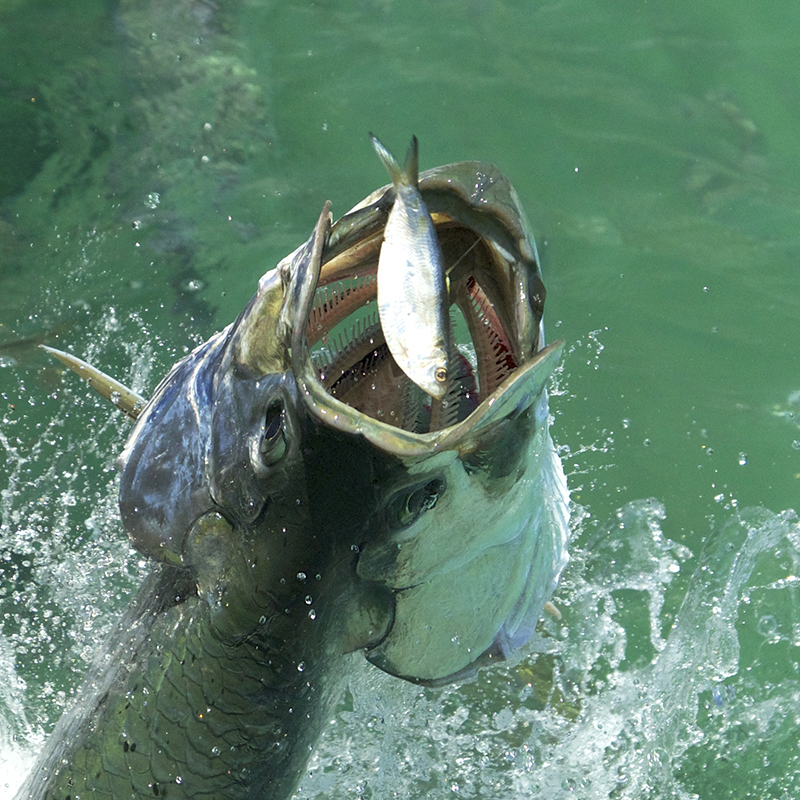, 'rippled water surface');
1,0,799,797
